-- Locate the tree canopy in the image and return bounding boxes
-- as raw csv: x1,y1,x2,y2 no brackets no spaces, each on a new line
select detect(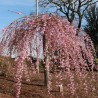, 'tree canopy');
0,14,96,98
39,0,98,28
